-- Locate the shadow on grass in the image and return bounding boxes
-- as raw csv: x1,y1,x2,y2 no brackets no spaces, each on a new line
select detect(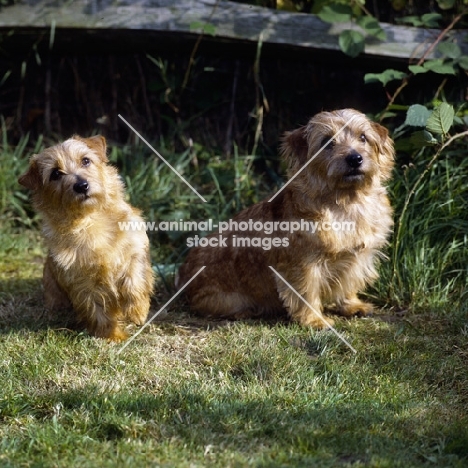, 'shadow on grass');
0,276,400,343
0,277,76,335
3,383,468,464
150,290,290,336
0,277,286,338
